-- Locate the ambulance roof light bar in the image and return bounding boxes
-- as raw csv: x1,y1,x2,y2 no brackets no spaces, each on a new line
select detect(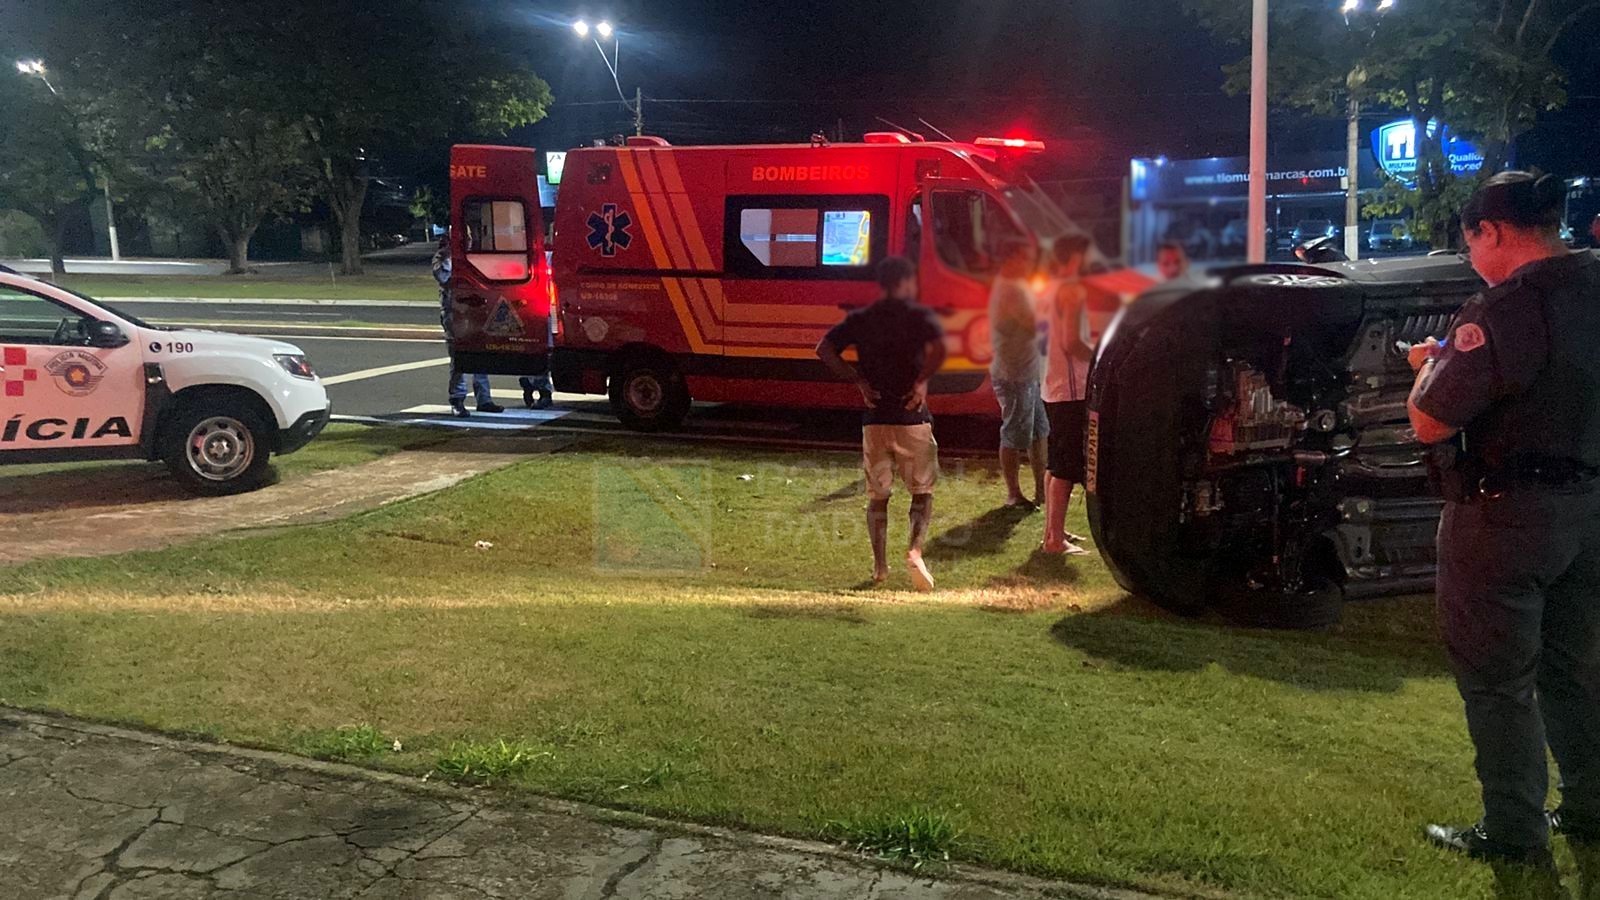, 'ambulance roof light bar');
974,137,1046,152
